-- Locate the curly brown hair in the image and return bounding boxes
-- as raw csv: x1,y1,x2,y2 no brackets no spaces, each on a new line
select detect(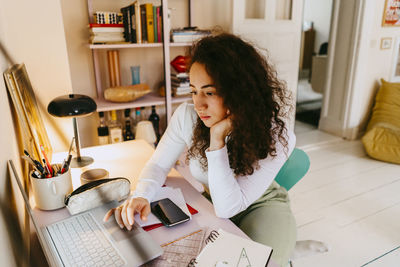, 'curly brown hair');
186,33,292,177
